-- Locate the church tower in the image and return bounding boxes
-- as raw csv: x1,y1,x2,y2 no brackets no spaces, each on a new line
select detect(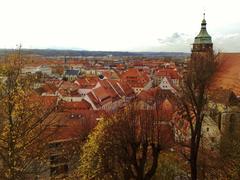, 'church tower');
192,13,213,53
189,14,214,76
